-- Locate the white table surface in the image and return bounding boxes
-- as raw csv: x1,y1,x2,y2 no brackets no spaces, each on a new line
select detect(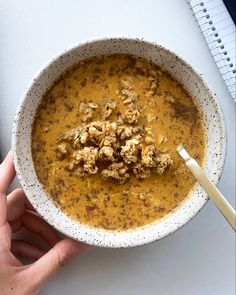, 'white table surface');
0,1,235,294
